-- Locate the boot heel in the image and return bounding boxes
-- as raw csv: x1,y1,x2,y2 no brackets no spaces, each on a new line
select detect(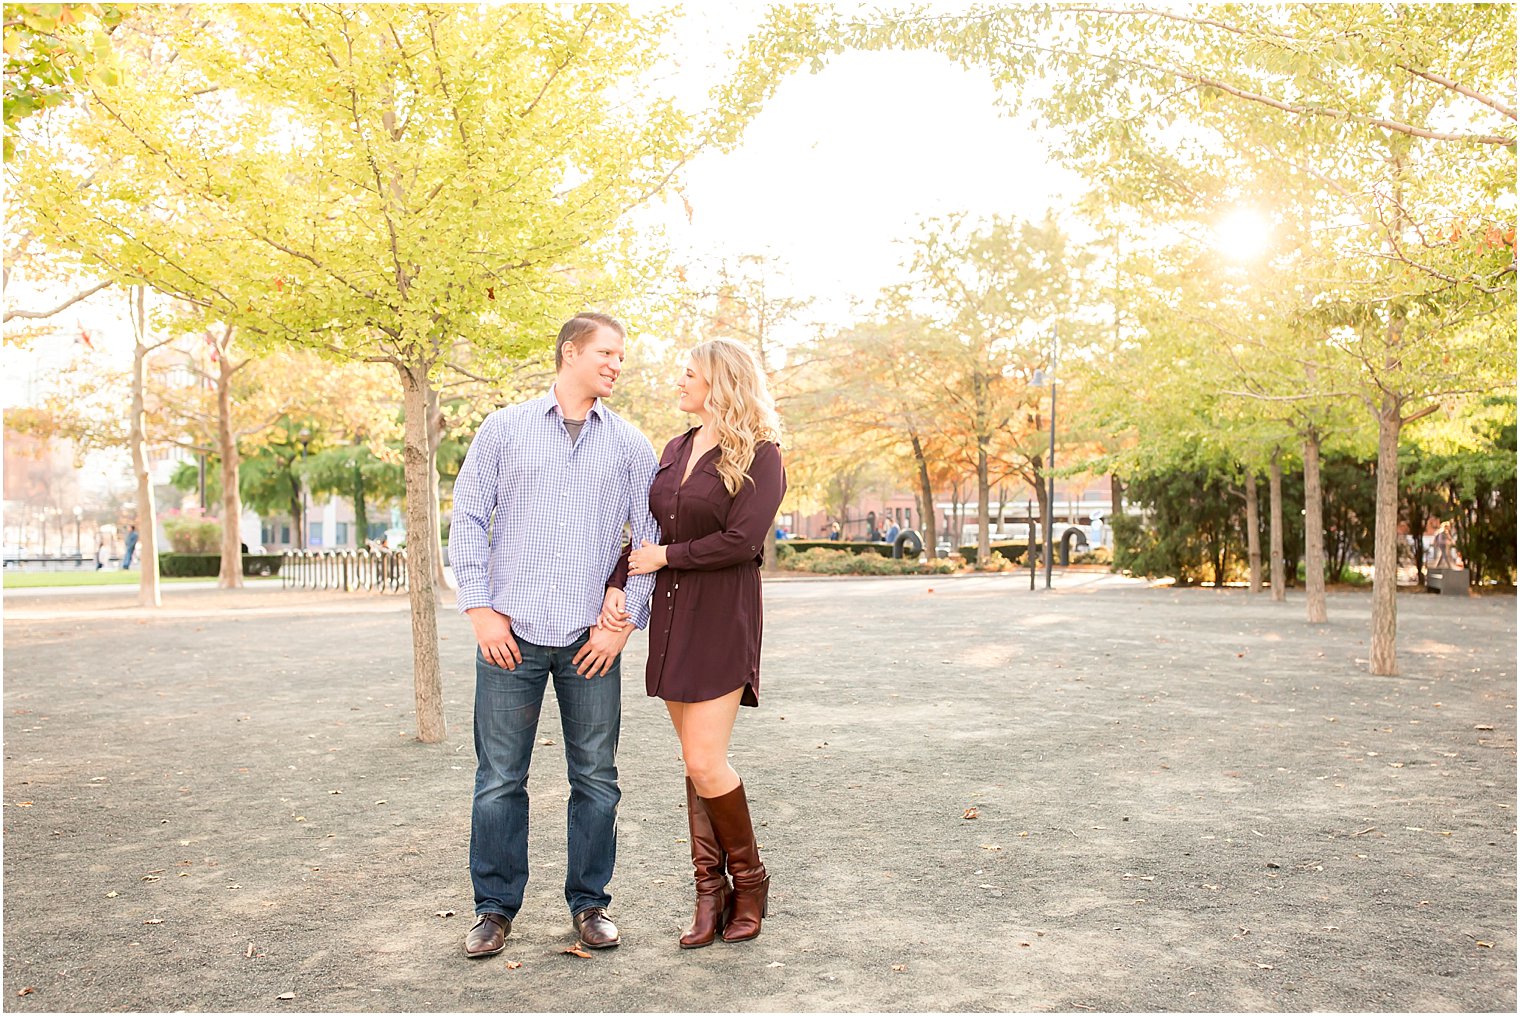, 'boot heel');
759,875,770,917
